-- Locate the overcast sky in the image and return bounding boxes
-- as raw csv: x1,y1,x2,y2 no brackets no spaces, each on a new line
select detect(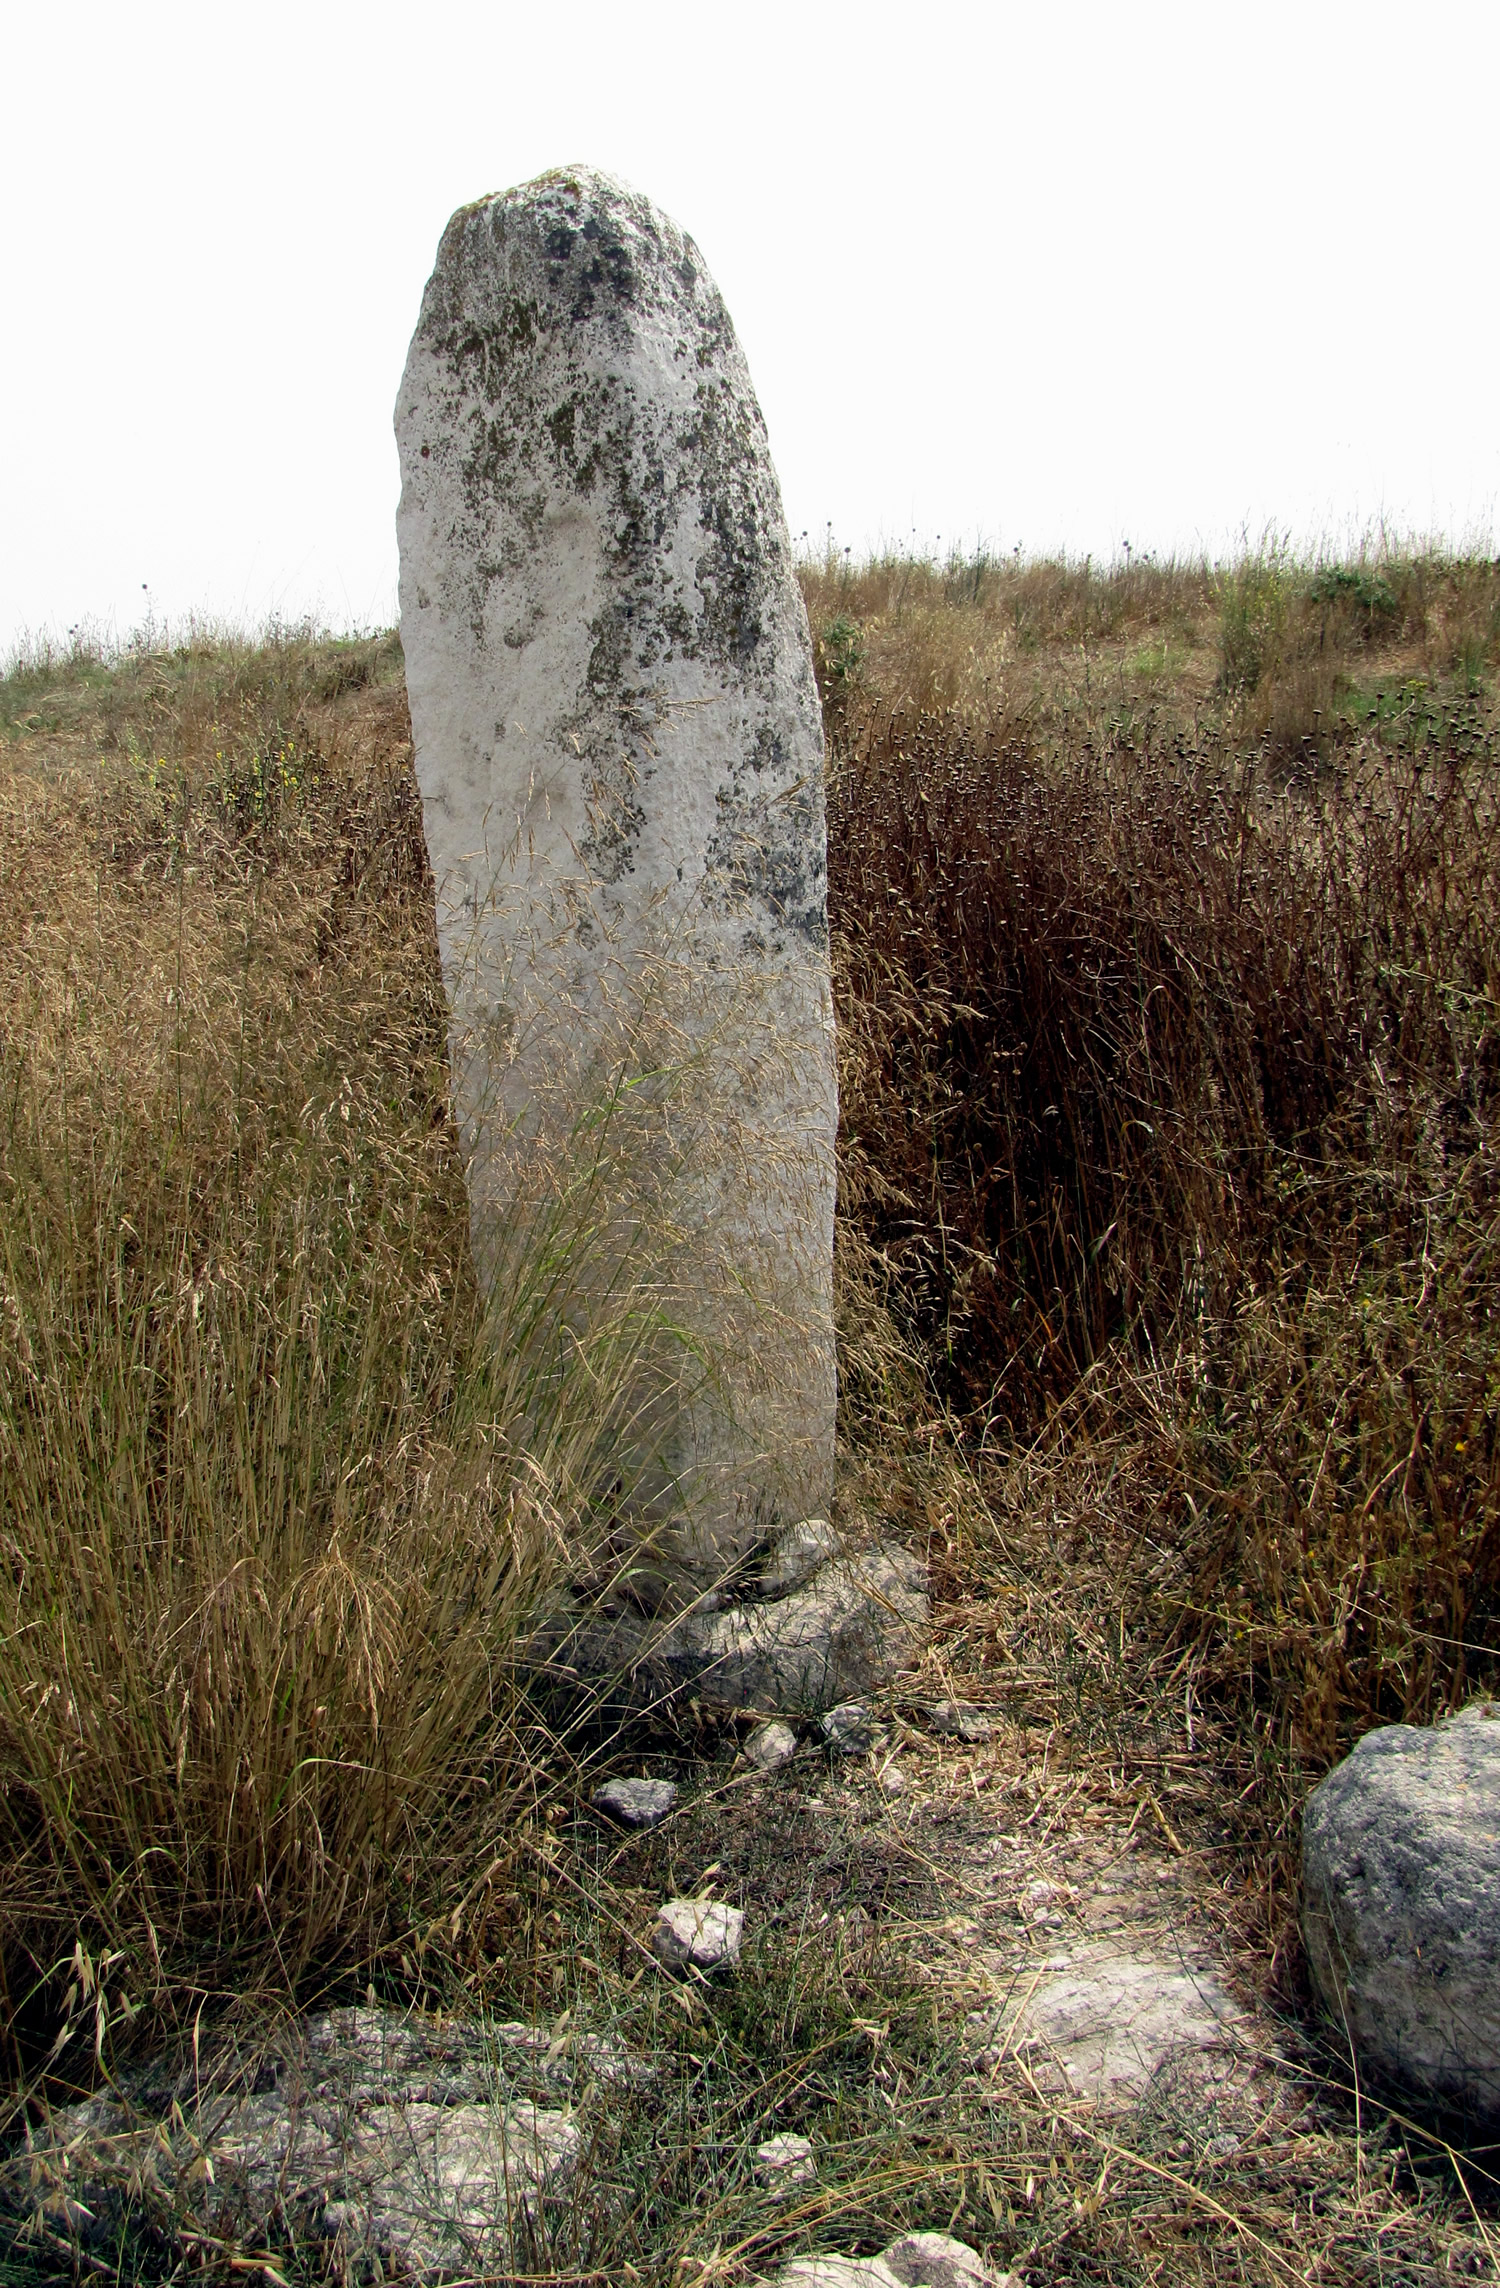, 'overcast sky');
4,0,1495,653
